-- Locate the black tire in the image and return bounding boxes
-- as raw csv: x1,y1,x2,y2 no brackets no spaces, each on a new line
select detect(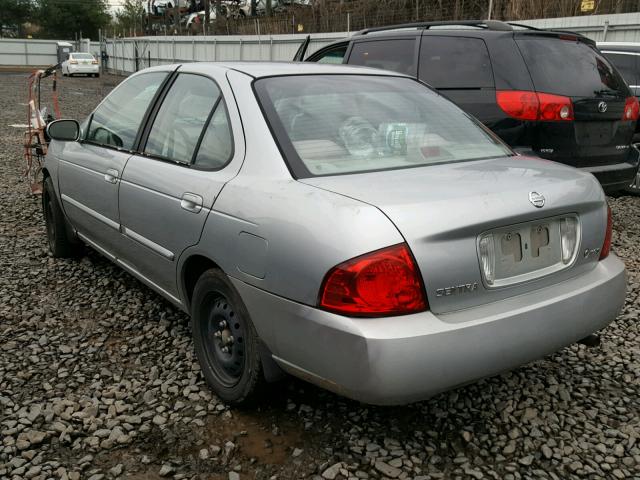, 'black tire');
191,269,265,404
95,73,100,78
42,176,81,258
